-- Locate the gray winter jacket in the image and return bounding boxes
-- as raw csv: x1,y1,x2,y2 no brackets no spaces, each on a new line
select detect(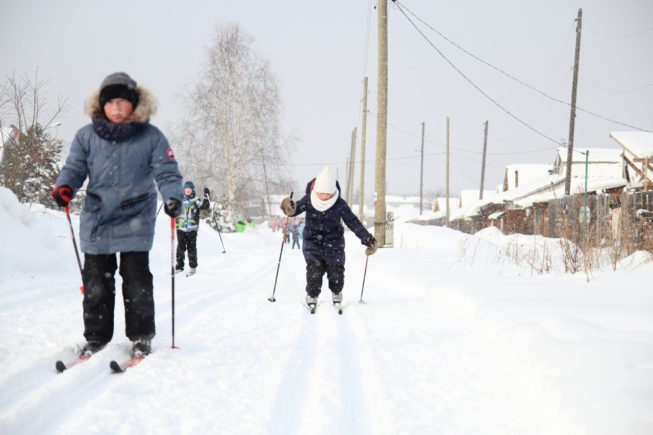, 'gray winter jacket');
56,85,183,254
